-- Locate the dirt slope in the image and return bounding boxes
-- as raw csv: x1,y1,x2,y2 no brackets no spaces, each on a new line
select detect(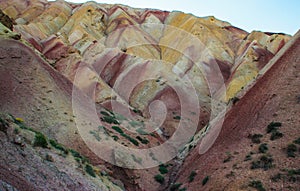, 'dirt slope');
175,31,300,191
0,113,123,191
